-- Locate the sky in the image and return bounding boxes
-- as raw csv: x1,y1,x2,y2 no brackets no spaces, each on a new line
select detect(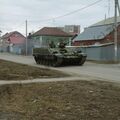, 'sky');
0,0,115,35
